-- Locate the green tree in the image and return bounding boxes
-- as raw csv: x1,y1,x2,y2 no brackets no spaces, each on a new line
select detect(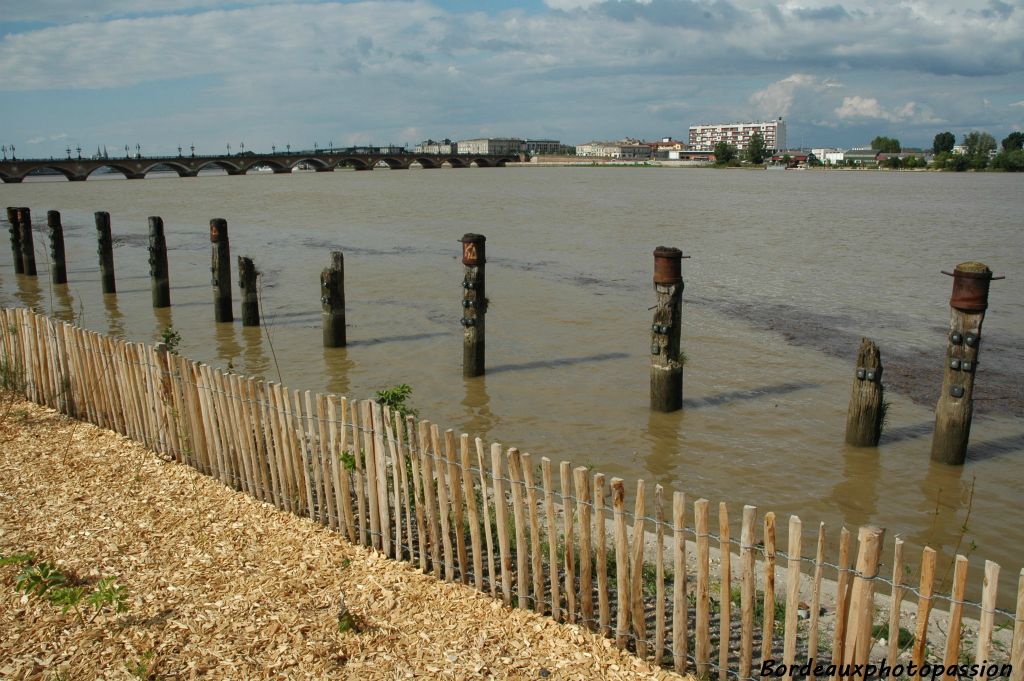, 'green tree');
992,149,1024,171
745,132,767,164
1002,131,1024,151
870,136,901,153
713,141,737,165
962,131,996,169
932,131,955,155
